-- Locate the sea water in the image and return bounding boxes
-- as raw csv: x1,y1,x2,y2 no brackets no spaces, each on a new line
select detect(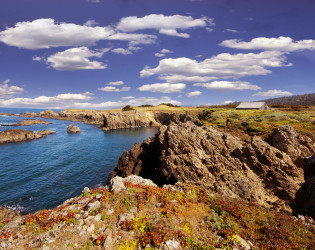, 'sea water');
0,108,157,213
